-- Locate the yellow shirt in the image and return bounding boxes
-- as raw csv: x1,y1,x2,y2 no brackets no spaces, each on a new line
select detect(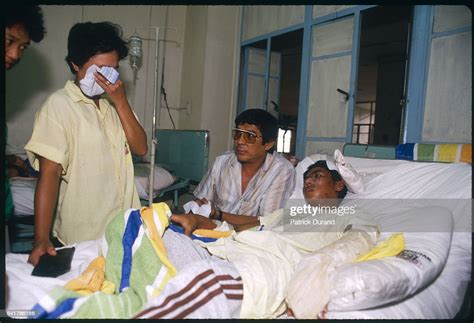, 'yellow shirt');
25,80,141,245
